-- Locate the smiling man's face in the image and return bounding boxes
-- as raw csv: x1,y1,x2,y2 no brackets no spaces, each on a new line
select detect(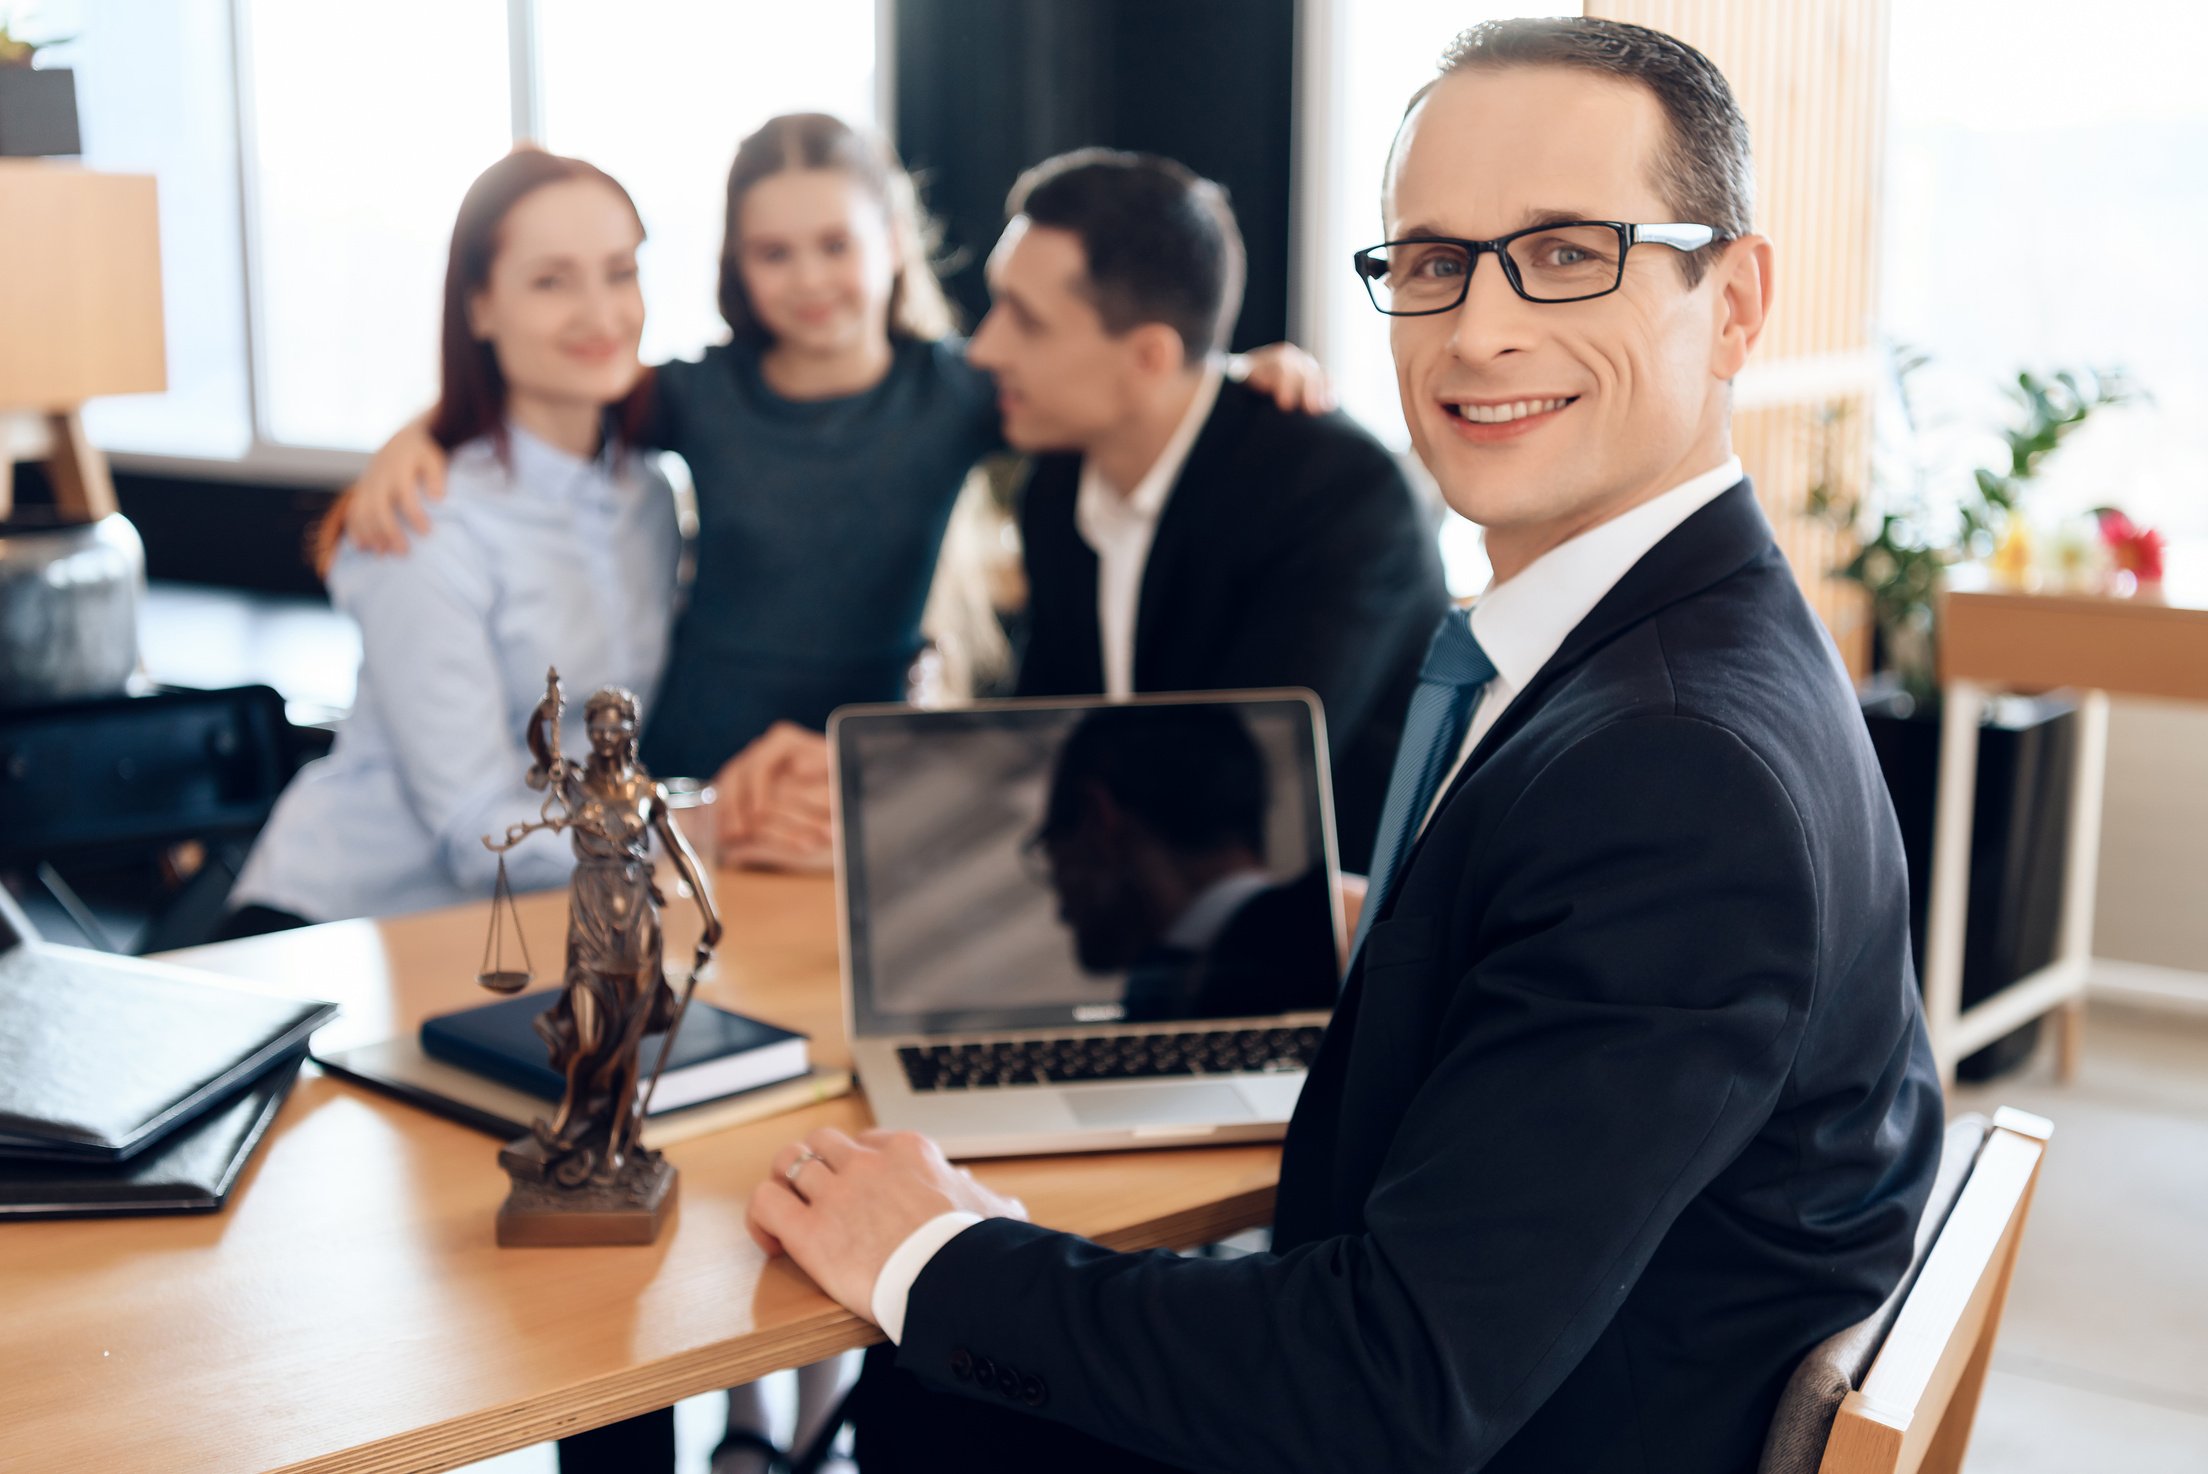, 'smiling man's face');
1385,64,1765,578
